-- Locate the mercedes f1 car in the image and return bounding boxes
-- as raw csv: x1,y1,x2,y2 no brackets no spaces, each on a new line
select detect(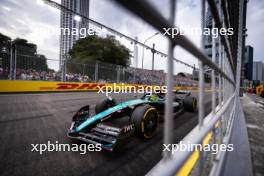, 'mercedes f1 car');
68,91,197,151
